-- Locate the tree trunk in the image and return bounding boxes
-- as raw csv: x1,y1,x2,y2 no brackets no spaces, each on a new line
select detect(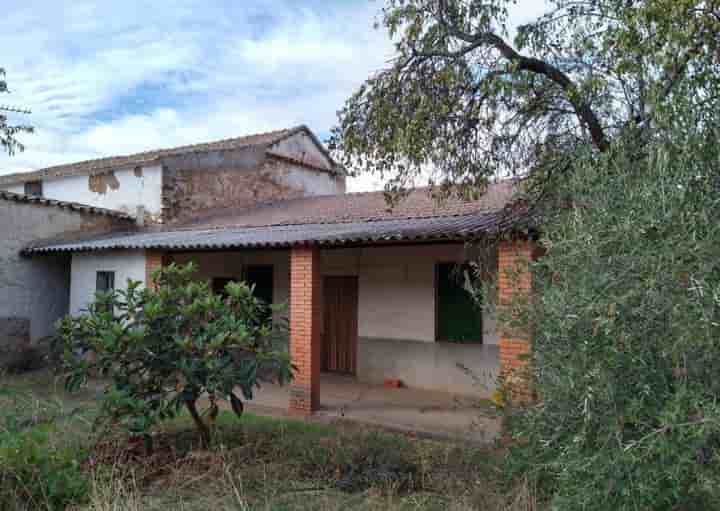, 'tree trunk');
185,399,211,447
